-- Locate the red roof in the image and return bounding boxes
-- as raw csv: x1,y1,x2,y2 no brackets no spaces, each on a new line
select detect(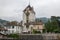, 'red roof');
0,28,8,31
